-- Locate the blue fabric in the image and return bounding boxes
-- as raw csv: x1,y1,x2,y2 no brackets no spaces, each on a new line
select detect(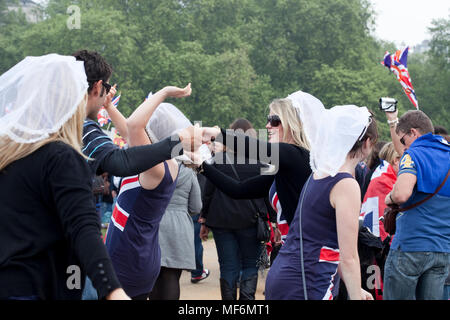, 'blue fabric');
383,249,450,300
404,133,450,196
391,192,450,252
392,133,450,253
265,173,352,300
211,226,261,289
191,214,204,278
104,162,177,297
